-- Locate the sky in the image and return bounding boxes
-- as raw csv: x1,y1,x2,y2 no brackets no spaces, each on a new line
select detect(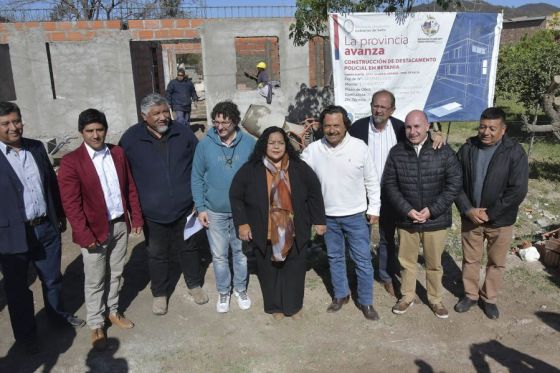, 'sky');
205,0,560,7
